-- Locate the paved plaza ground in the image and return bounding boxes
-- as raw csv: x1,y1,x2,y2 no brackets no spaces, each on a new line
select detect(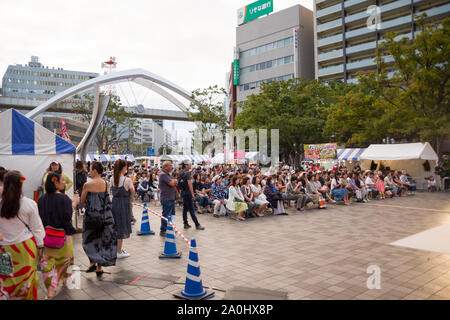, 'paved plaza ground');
38,191,450,300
